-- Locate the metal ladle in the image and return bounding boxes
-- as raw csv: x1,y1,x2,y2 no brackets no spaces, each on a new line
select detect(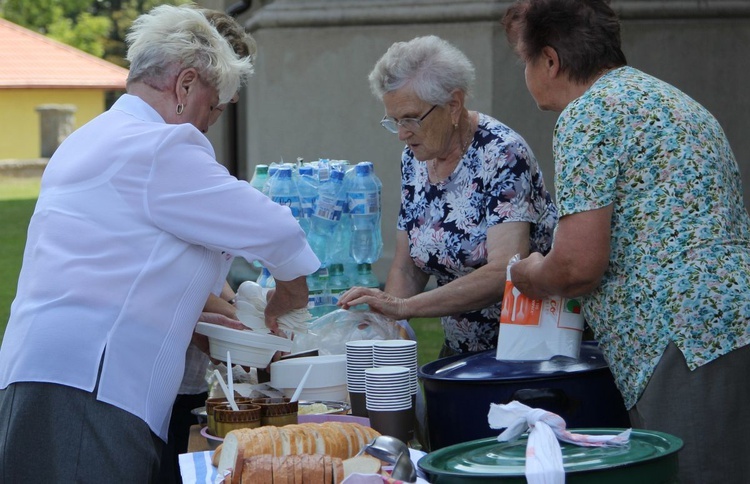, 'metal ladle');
358,435,410,463
391,450,417,483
